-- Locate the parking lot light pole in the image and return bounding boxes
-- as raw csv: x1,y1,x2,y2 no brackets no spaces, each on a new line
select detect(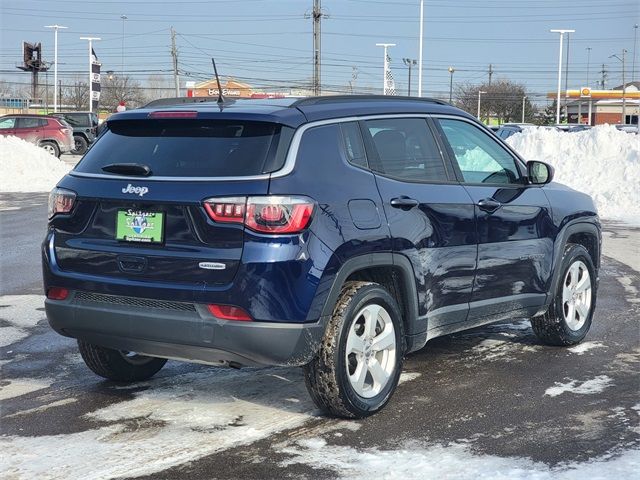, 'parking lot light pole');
609,50,628,124
522,95,527,123
448,66,455,103
477,90,486,120
44,25,68,113
403,58,417,96
550,29,575,124
418,0,424,97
